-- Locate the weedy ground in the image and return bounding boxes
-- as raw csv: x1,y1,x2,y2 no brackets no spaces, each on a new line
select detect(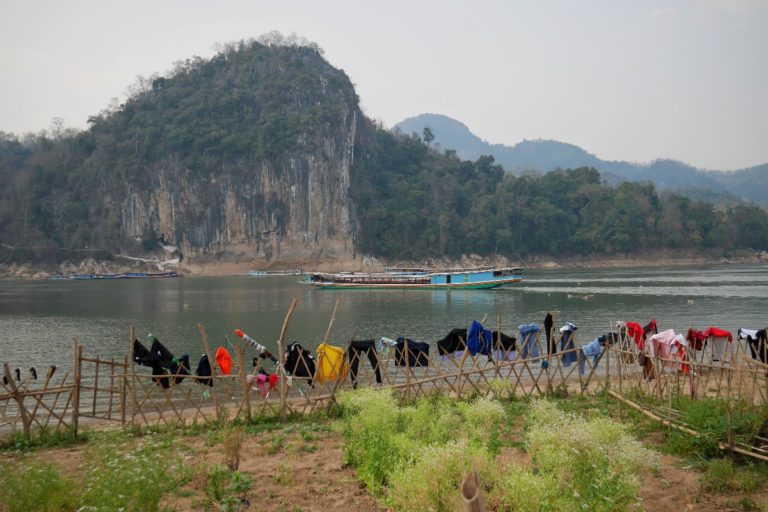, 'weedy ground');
0,389,766,511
